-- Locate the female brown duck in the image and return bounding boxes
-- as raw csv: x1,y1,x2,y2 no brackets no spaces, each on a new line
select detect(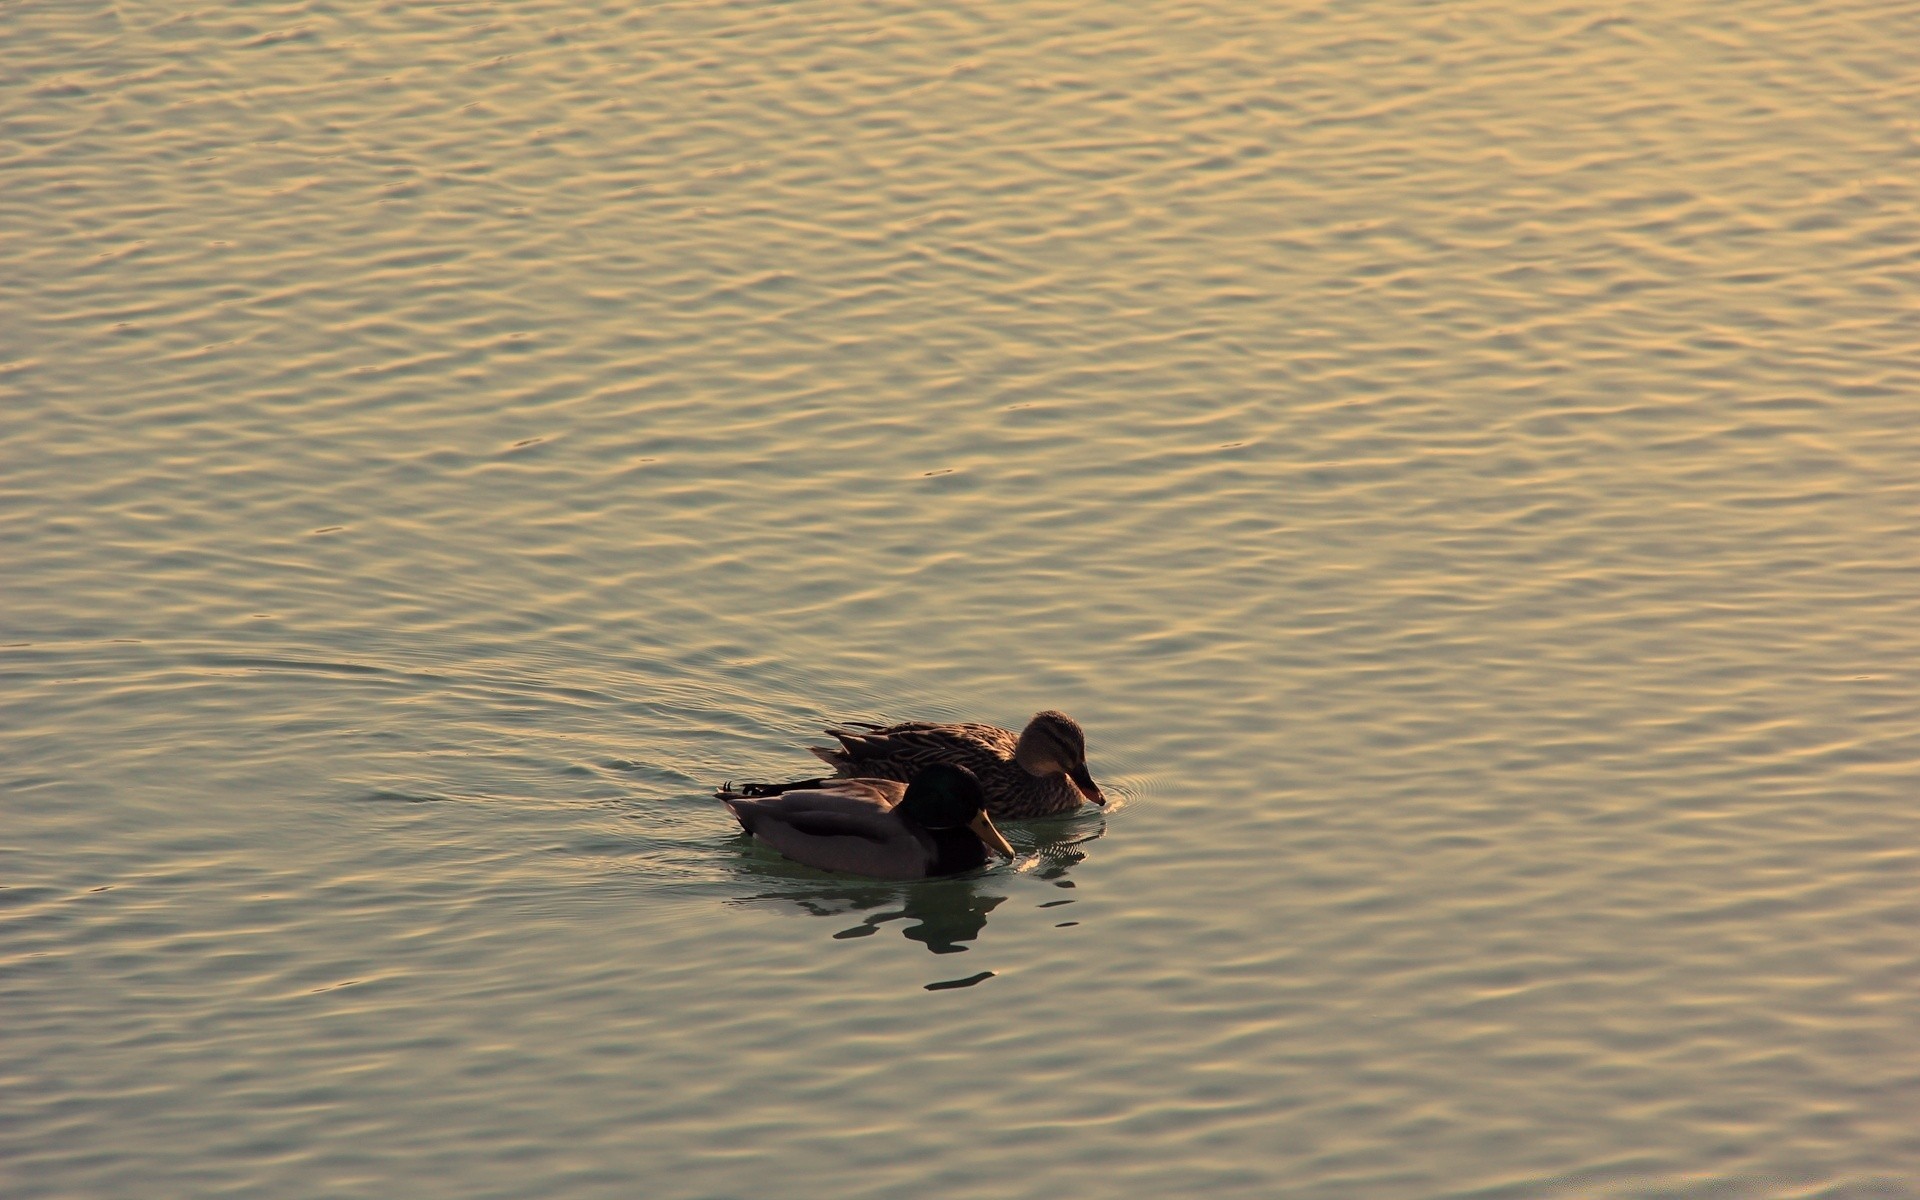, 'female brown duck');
740,710,1105,820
